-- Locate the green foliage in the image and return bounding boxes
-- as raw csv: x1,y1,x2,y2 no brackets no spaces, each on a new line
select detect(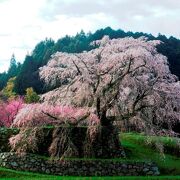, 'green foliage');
24,87,40,103
121,133,180,175
0,72,8,90
14,55,43,95
32,38,55,66
0,55,21,91
54,30,92,53
157,35,180,78
7,54,21,79
2,27,180,95
2,77,16,100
